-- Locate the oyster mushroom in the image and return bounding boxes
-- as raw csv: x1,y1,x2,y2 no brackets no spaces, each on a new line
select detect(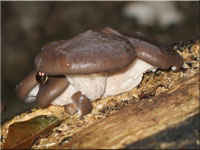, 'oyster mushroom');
102,27,183,71
16,71,69,107
16,29,183,116
16,71,38,103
